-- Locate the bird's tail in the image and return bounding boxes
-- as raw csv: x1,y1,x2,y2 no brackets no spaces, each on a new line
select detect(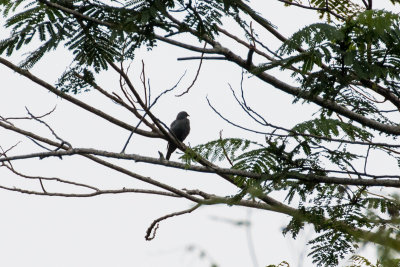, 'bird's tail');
166,143,175,160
